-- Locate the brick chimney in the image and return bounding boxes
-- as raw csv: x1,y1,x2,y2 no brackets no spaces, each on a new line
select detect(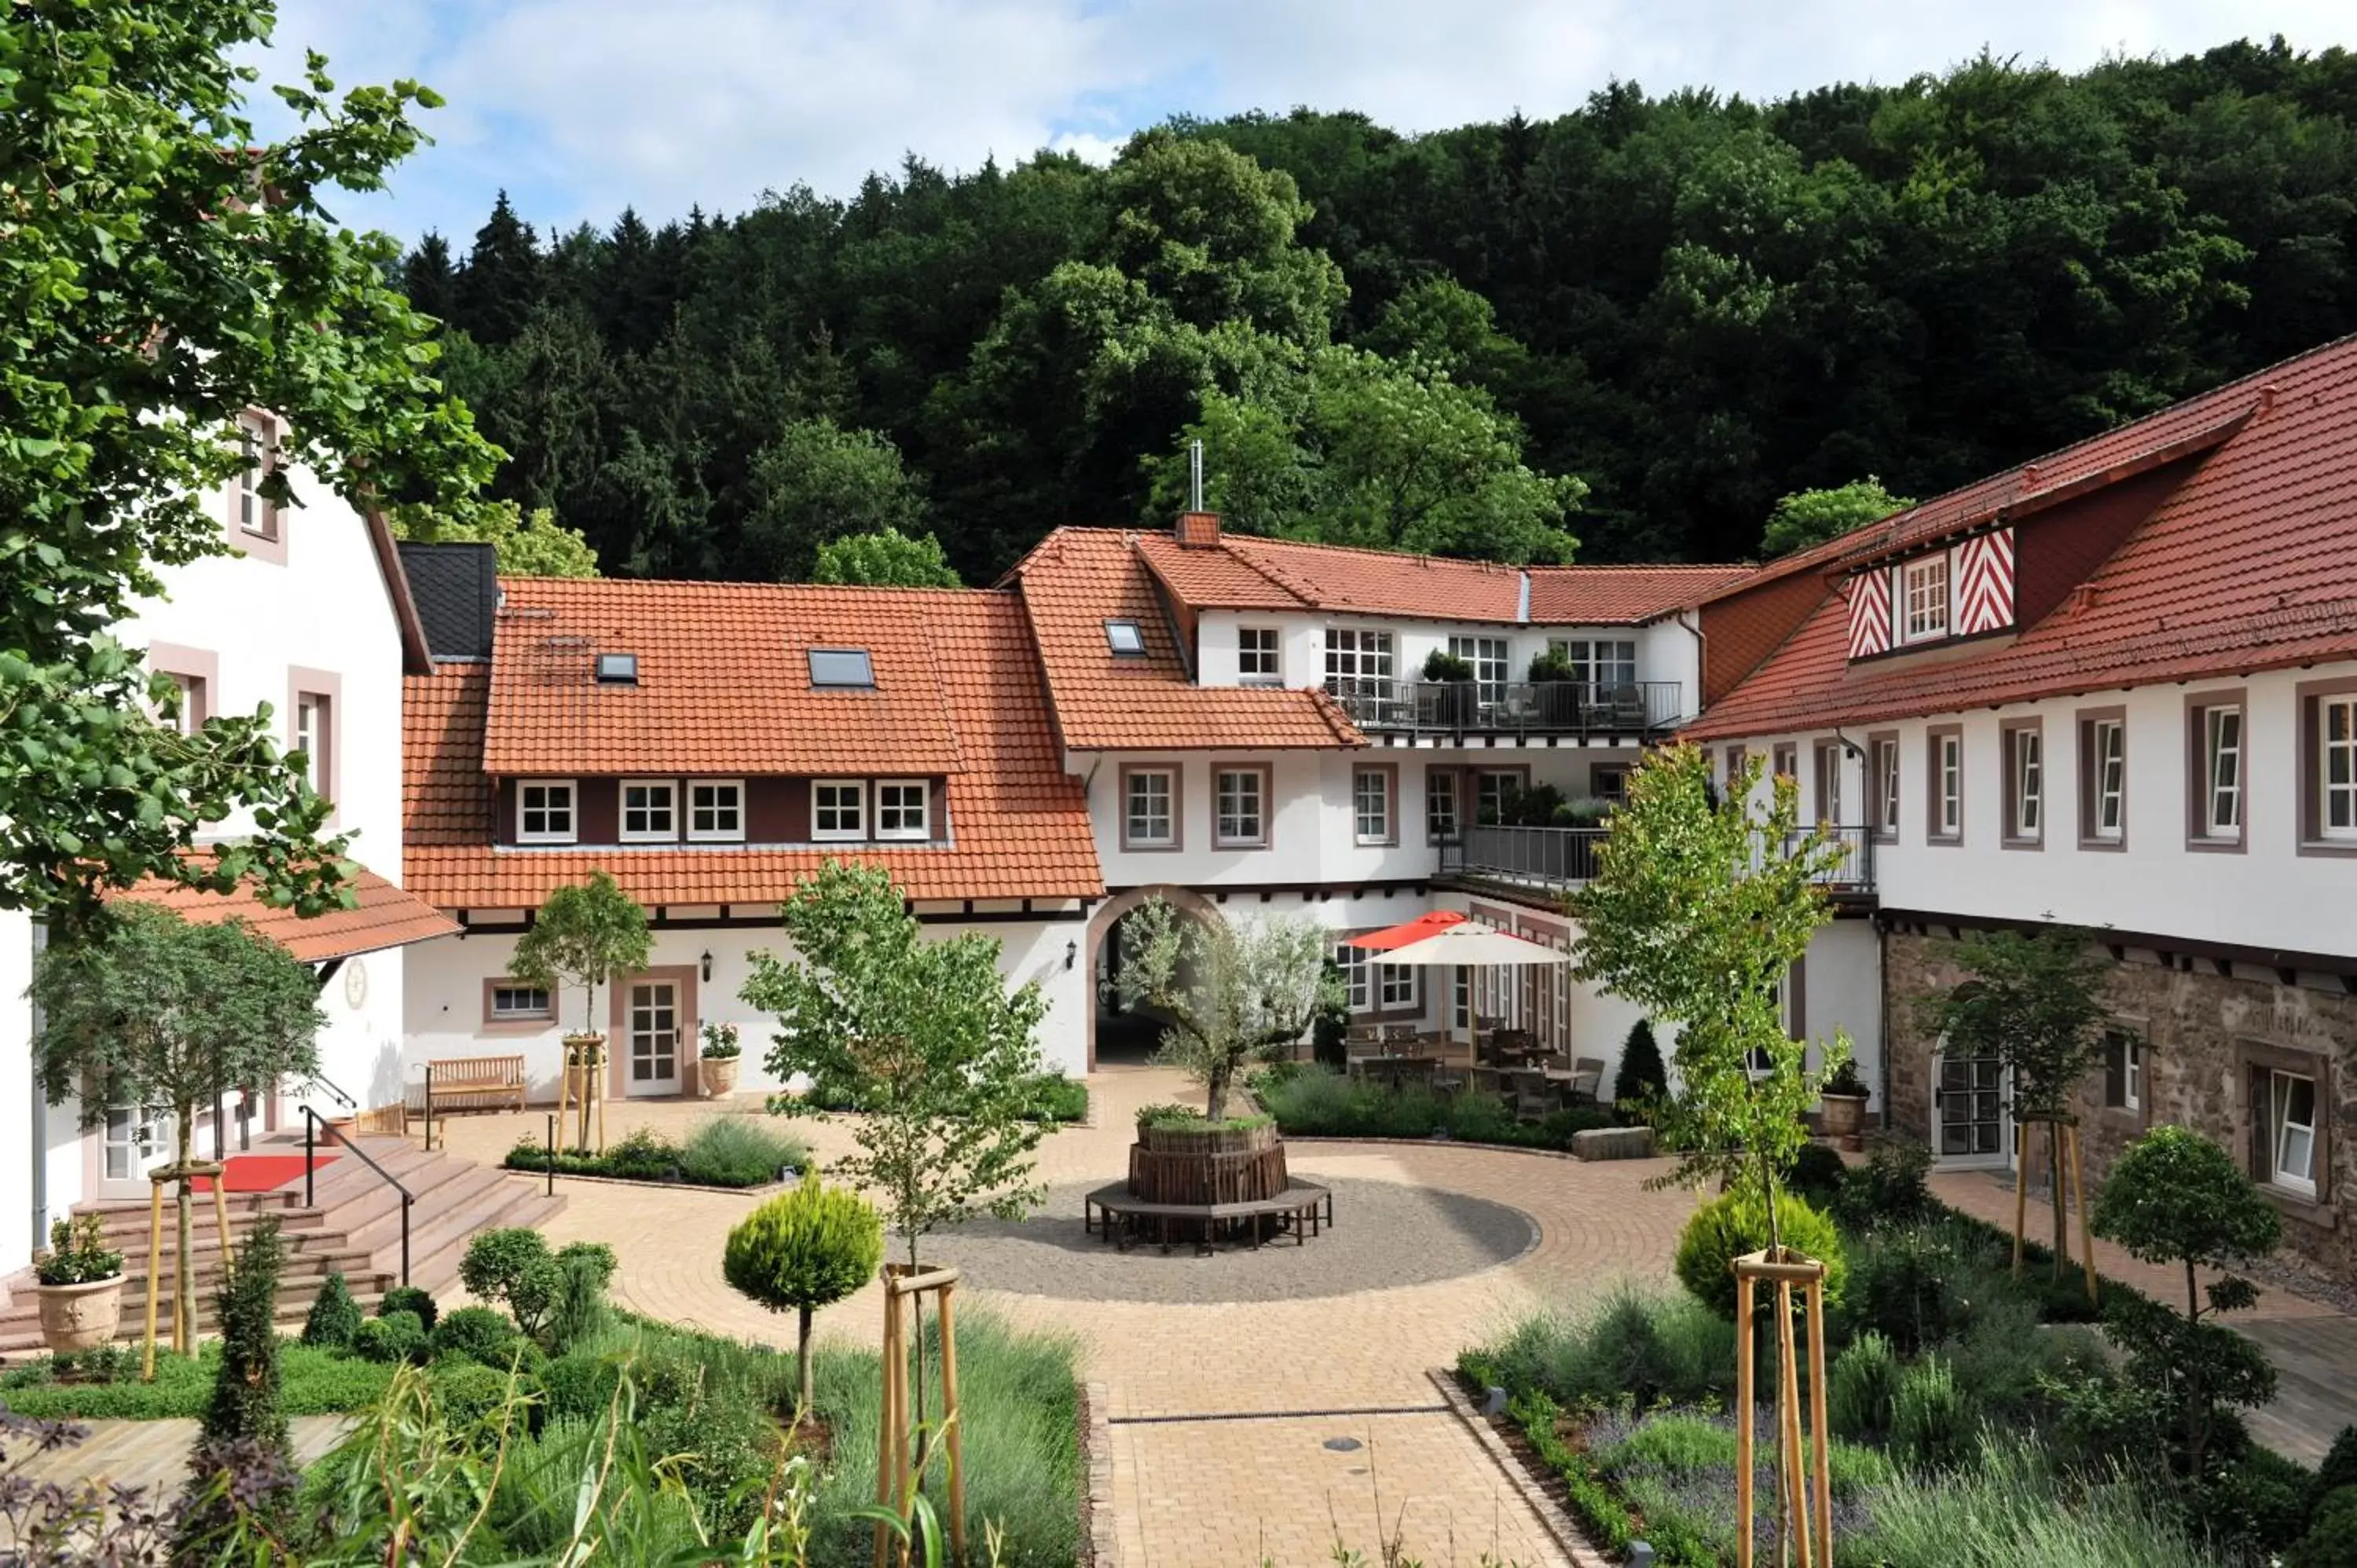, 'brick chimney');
1176,511,1221,549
